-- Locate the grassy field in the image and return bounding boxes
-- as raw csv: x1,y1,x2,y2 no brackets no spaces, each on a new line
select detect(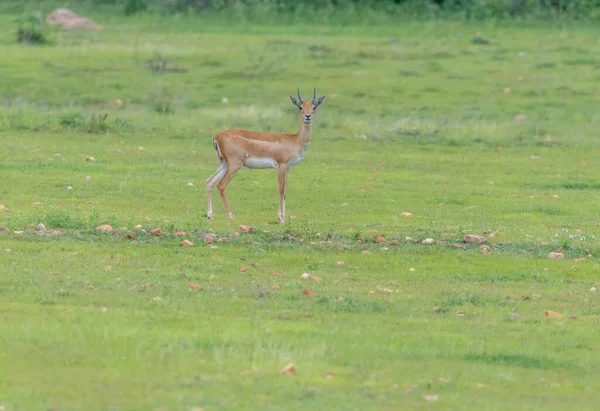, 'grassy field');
1,8,600,410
